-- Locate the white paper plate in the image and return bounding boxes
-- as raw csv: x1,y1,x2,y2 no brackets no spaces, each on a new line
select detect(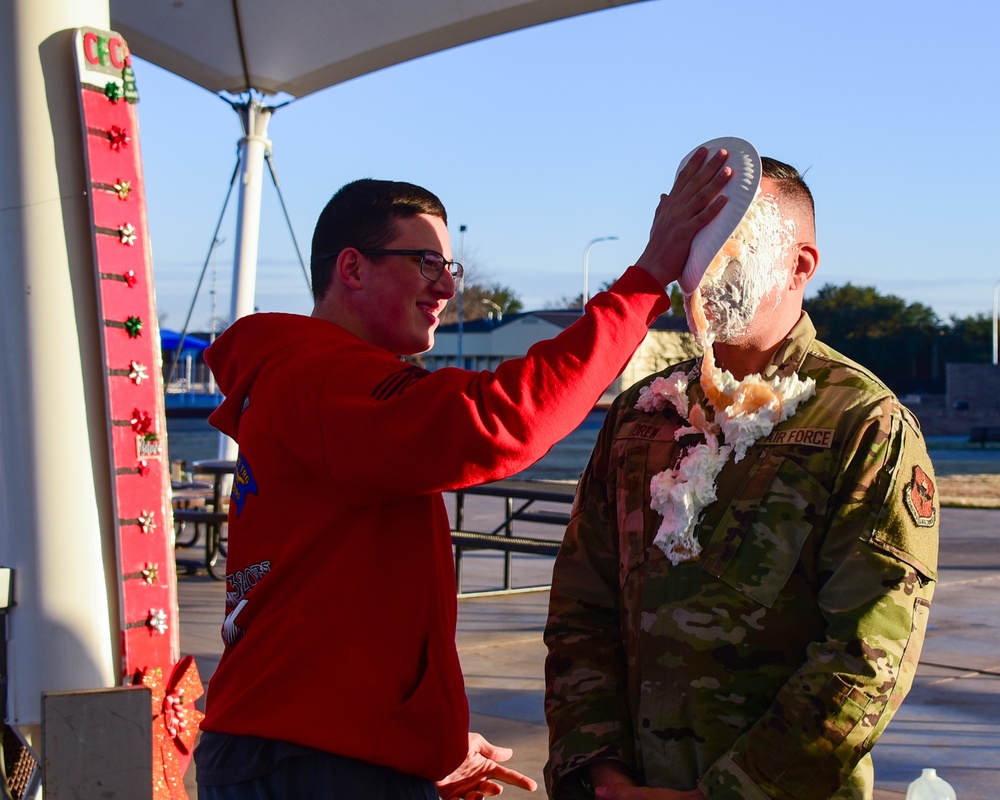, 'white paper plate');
675,136,761,294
